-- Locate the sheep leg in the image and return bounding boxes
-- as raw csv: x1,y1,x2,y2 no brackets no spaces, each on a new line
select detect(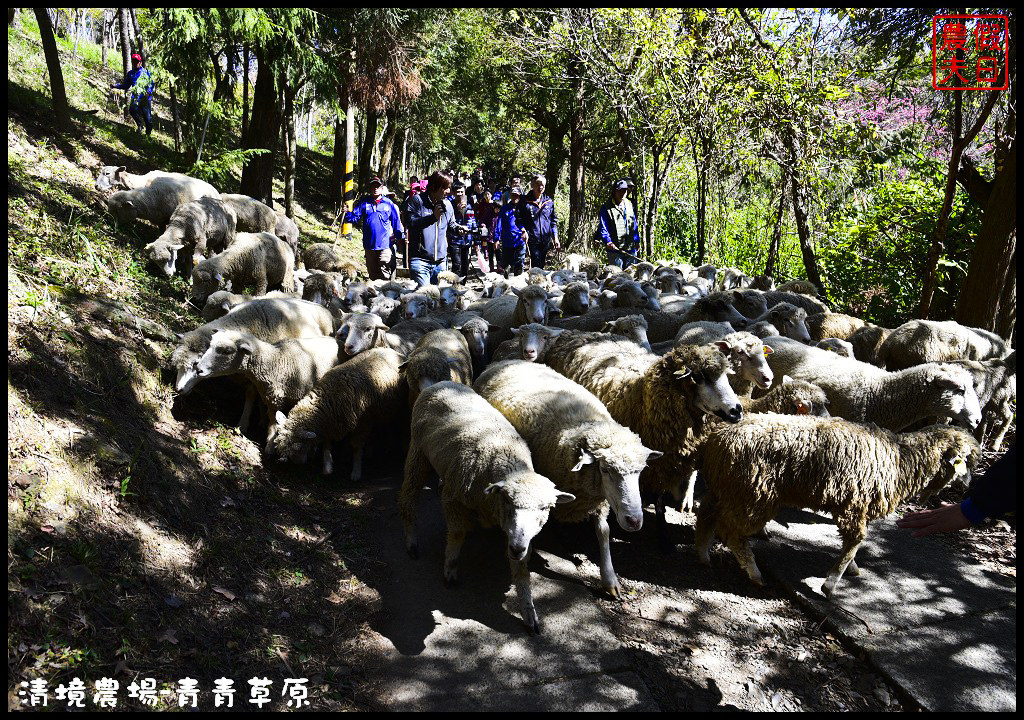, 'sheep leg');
821,529,865,599
694,493,719,565
321,445,334,475
398,440,430,559
681,469,699,512
349,437,365,483
846,559,861,576
442,508,470,587
593,510,620,599
509,550,540,635
724,533,763,586
238,386,256,432
654,493,674,554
